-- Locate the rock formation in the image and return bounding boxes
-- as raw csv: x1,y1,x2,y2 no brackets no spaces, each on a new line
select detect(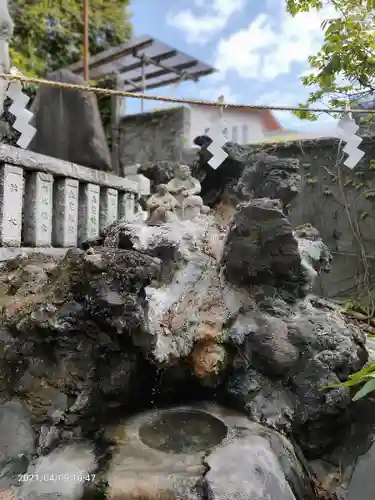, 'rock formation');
0,151,371,499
